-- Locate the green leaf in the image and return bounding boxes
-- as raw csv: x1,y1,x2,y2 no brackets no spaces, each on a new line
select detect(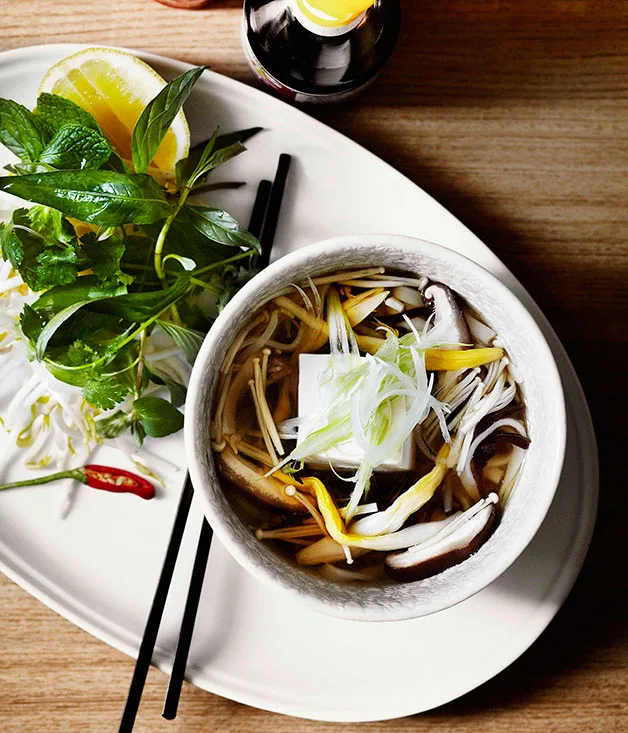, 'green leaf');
83,377,130,410
0,98,51,161
81,232,133,292
188,127,262,161
133,396,184,438
162,253,196,271
95,409,133,439
95,275,191,324
143,214,234,270
156,319,204,365
39,124,112,170
0,171,172,226
185,204,260,251
27,205,75,245
176,126,218,190
35,287,119,359
20,304,44,343
131,65,207,174
5,162,56,175
36,93,101,134
180,126,261,189
145,365,187,407
32,275,128,318
0,209,80,291
160,376,187,407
